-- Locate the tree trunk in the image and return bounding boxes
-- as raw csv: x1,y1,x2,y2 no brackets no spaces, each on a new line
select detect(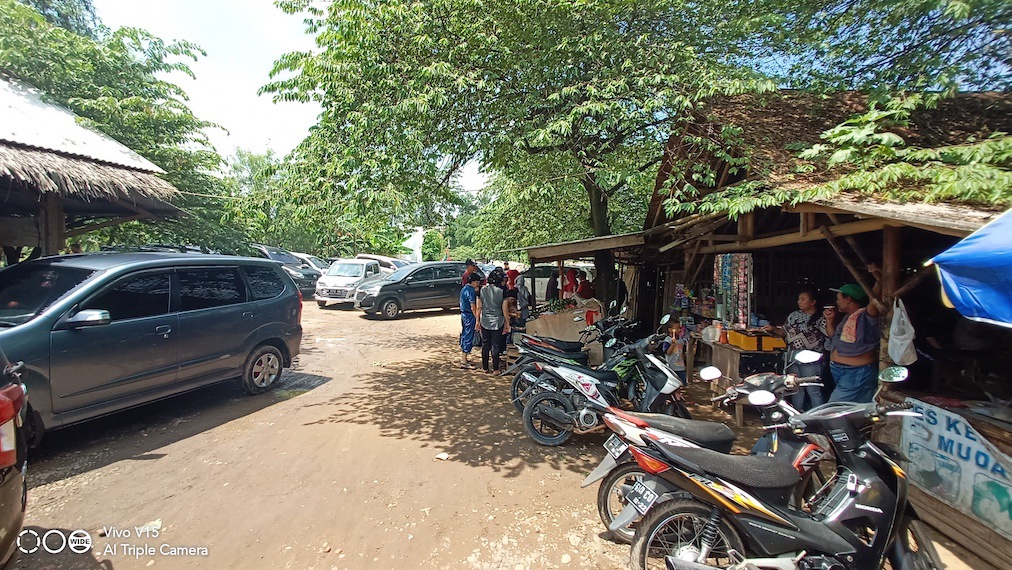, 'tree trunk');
581,172,618,308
